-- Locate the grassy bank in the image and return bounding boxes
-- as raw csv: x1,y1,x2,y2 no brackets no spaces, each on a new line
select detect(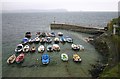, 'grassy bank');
99,17,120,78
89,17,120,78
99,34,120,78
90,32,120,77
